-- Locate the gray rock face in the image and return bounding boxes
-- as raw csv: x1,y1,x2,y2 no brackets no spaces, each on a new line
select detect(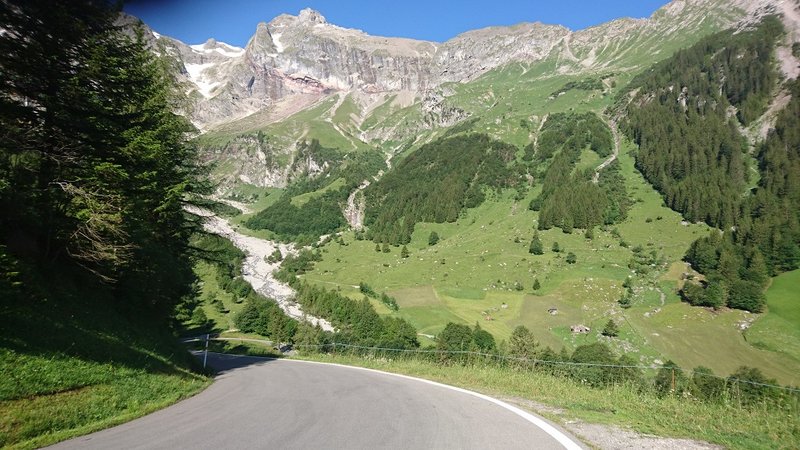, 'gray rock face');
186,1,787,129
266,9,436,89
131,0,784,130
201,133,334,191
433,22,569,83
155,8,439,129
